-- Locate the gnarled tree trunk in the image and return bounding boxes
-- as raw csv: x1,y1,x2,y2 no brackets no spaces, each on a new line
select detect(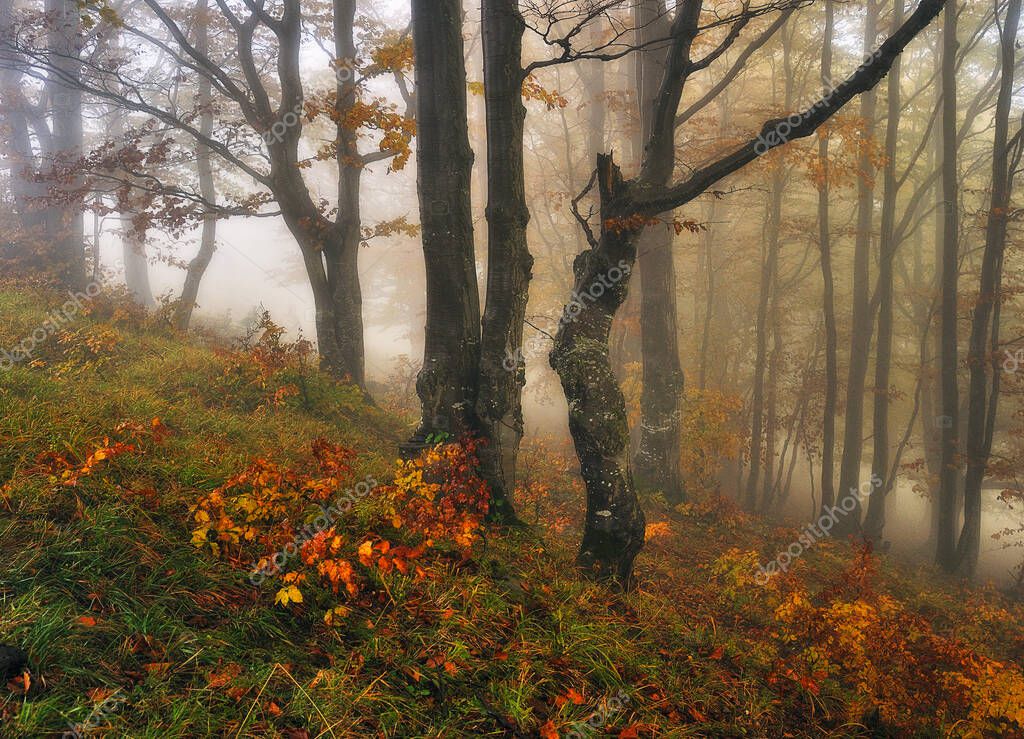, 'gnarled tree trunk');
551,155,646,586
